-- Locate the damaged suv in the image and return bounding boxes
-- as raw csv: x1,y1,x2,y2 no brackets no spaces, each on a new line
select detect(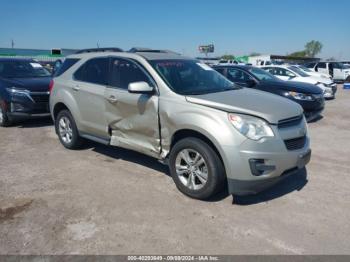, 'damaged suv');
50,48,311,200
